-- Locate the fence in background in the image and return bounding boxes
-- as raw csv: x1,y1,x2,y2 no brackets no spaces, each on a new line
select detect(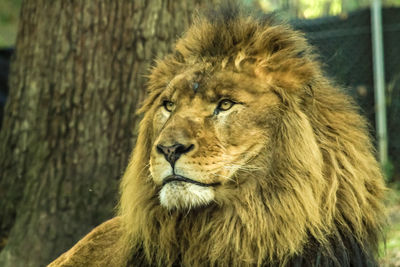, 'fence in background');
292,7,400,181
